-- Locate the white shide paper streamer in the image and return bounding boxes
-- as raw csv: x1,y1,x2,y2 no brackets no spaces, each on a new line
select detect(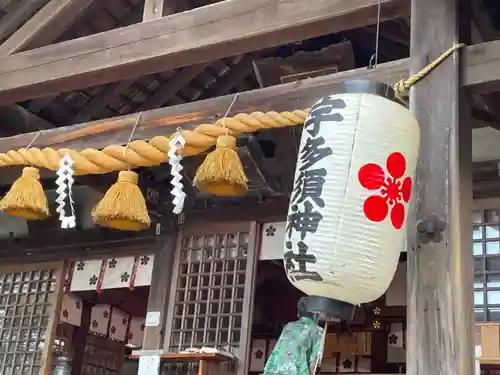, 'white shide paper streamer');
168,134,186,214
55,153,76,228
